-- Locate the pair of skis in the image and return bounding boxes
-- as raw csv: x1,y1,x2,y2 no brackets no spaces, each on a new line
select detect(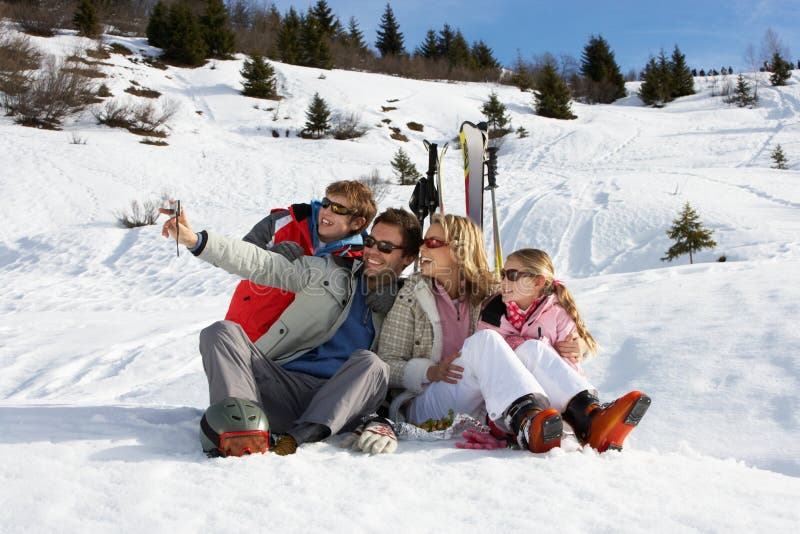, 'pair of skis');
459,121,503,274
408,121,503,276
